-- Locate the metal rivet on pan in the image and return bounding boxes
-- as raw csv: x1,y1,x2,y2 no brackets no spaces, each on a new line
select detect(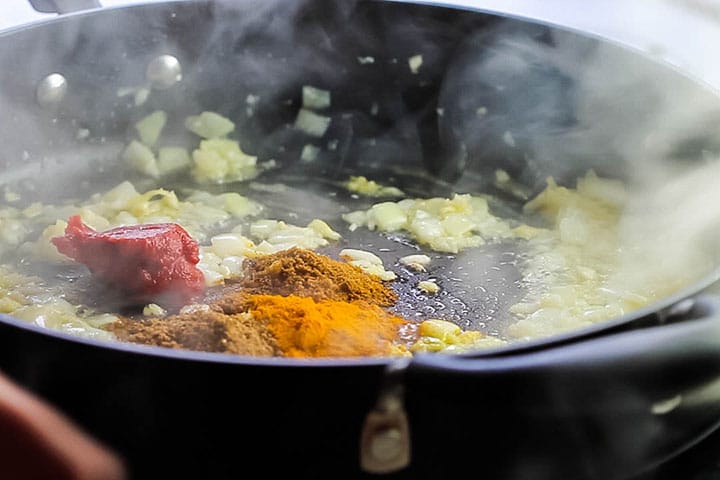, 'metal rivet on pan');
360,361,411,474
369,427,404,462
146,54,182,89
36,73,67,106
360,400,411,473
